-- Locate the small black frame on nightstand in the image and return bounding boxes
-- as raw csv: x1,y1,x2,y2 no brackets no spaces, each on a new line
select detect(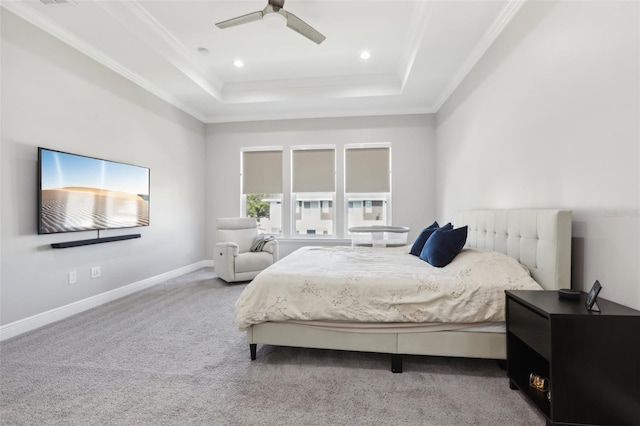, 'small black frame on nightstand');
585,280,602,312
